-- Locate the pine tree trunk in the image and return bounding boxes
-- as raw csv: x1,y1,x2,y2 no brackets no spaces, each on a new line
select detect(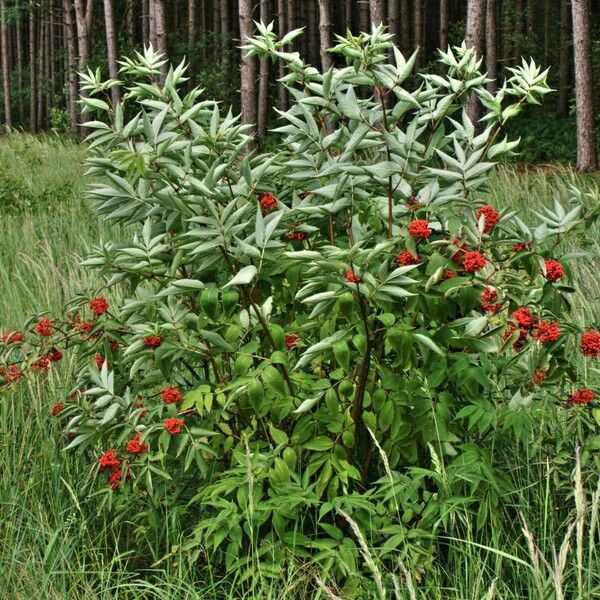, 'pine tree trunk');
558,0,570,116
369,0,384,26
221,0,230,56
414,0,423,64
308,0,319,66
44,1,51,128
318,0,333,71
571,0,598,171
486,0,498,92
188,0,196,48
36,10,44,131
257,0,270,138
102,0,121,106
149,0,157,47
358,0,369,32
277,0,287,111
63,0,79,131
440,0,448,49
400,0,410,55
239,0,257,146
465,0,485,127
29,7,36,132
142,0,149,46
85,0,94,50
1,0,11,128
388,0,399,45
126,0,135,47
15,0,24,125
154,0,168,82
